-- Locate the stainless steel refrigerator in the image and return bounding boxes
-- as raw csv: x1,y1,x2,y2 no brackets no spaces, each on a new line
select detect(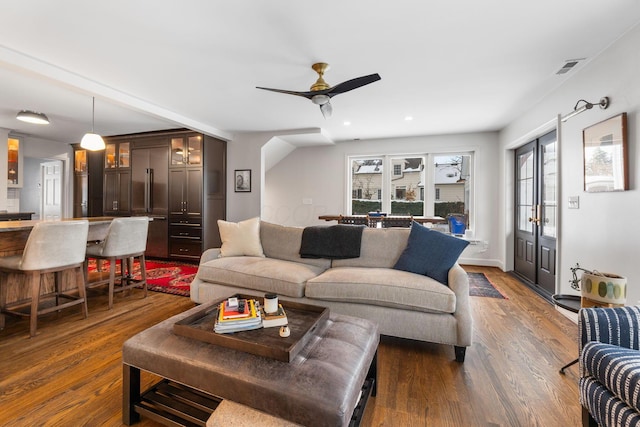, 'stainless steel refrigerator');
131,146,169,258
